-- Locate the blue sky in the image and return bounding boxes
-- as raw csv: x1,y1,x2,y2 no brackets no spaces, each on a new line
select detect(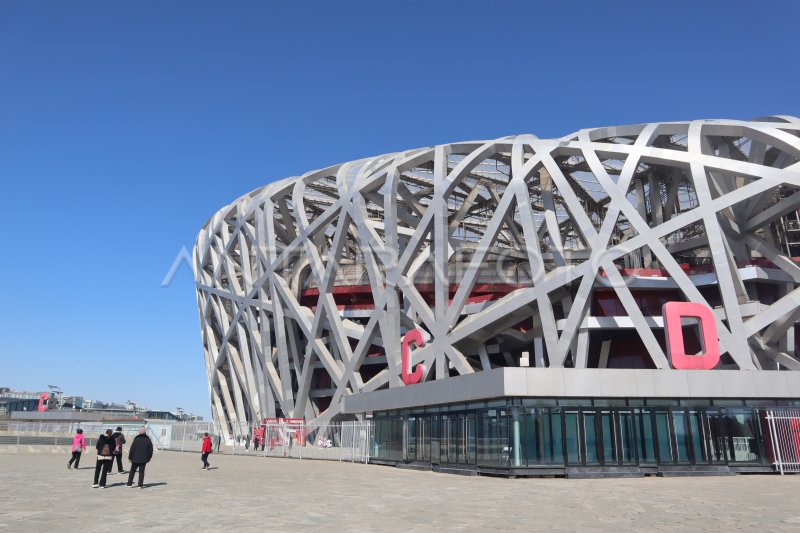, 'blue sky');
1,1,799,418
